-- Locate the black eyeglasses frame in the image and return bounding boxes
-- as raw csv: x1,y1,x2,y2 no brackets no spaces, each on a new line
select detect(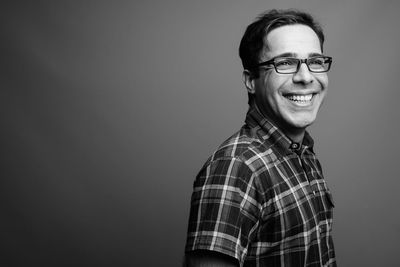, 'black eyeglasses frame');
256,56,333,74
